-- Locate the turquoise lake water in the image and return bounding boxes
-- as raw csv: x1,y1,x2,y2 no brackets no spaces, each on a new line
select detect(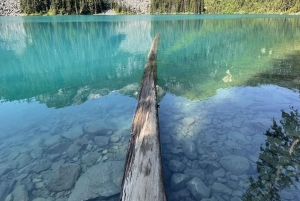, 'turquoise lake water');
1,15,300,201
